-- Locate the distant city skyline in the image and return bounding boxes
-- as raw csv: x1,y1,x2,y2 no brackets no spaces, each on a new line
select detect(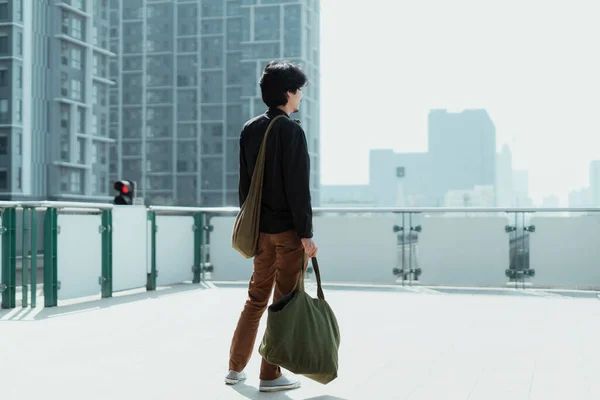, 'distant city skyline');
322,109,533,209
319,0,600,206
